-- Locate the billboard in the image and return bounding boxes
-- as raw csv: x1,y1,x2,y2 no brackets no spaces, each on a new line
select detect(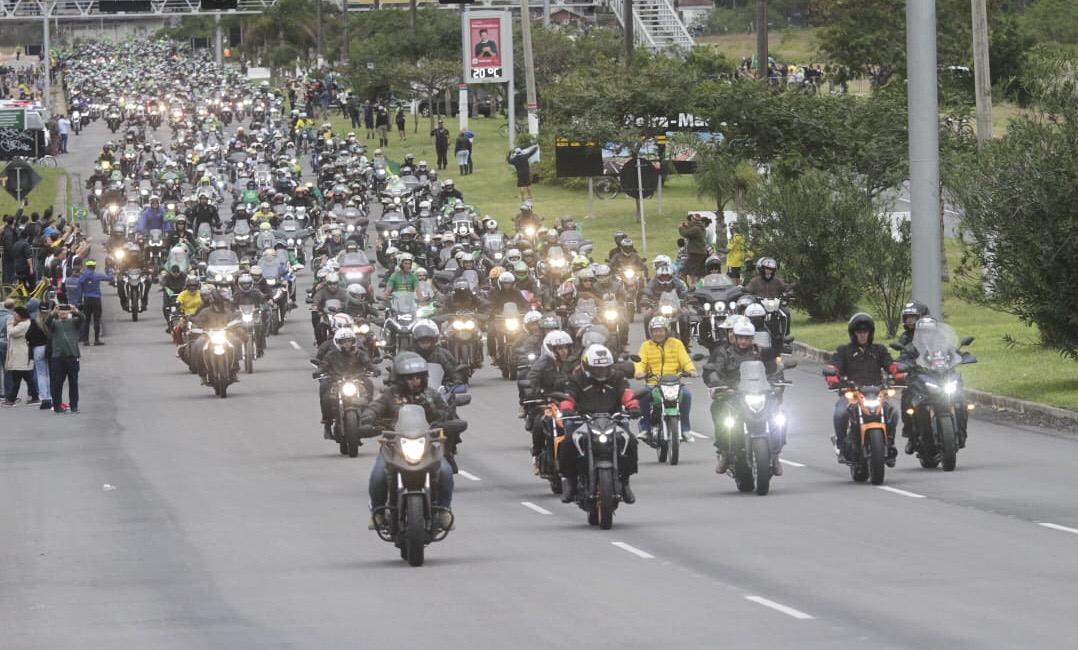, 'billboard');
462,11,513,84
